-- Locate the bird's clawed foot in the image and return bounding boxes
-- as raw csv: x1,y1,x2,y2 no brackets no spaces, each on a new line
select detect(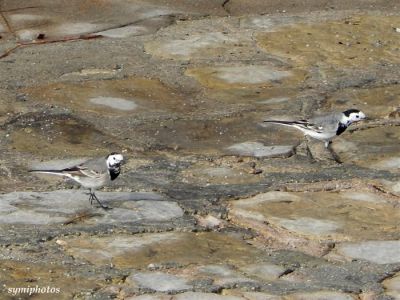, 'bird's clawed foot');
326,142,343,164
88,192,111,210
